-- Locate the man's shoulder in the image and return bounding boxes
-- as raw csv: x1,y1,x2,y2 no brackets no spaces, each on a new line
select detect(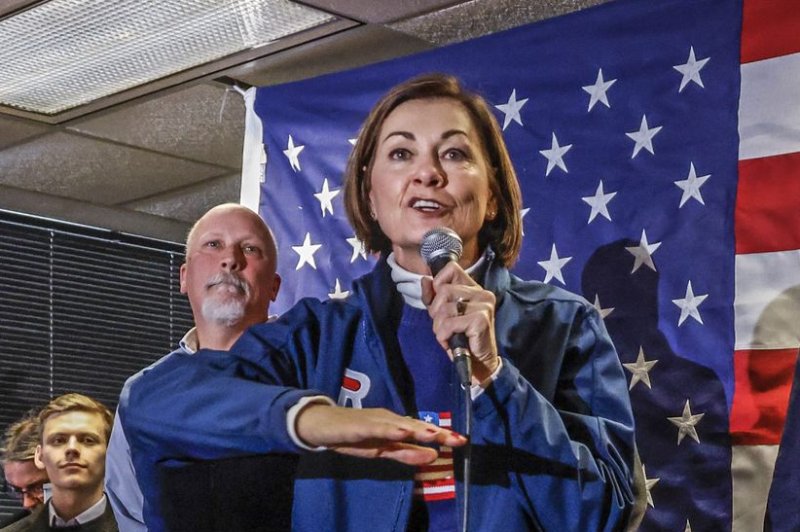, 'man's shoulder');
118,346,189,414
87,503,119,532
0,505,47,532
123,346,188,389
